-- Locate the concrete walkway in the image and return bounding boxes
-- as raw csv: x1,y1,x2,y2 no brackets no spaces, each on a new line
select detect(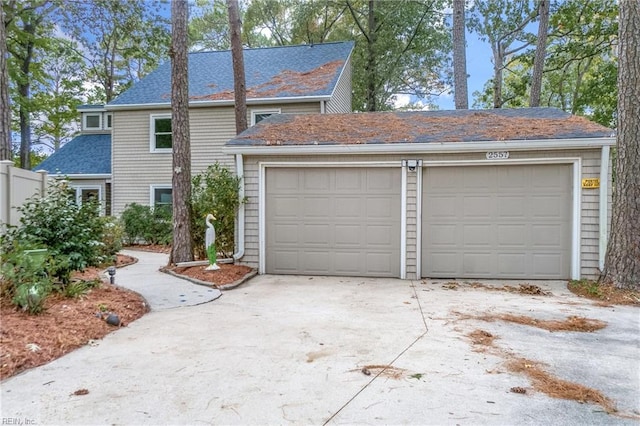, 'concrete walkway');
113,249,221,310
